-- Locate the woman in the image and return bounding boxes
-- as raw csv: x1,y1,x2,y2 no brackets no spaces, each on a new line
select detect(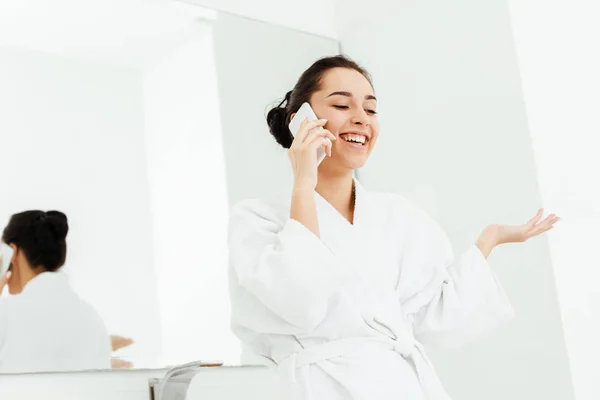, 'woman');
228,55,559,399
0,210,111,373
